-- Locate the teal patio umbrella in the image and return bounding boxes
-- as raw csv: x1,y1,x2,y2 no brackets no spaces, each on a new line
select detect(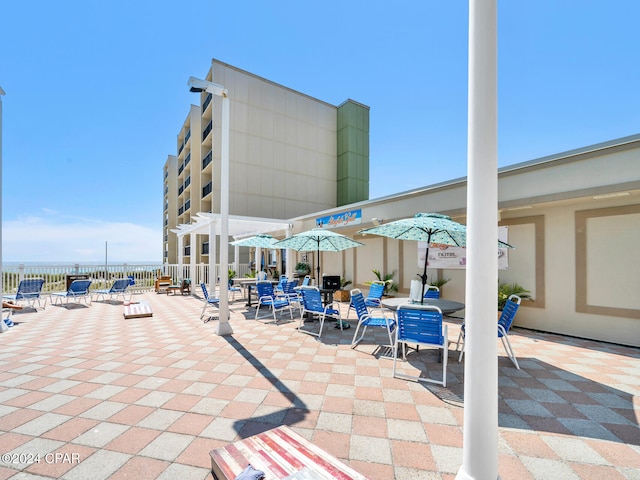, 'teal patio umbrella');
273,228,364,279
230,234,279,248
231,234,279,272
358,213,513,303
